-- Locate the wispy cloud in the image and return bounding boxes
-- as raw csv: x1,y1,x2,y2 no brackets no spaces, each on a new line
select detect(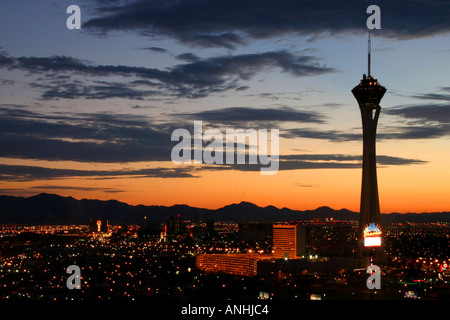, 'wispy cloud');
282,124,450,141
29,185,127,193
386,104,450,124
0,50,335,100
382,87,450,135
198,153,426,172
0,105,175,162
0,103,436,168
177,106,325,126
139,46,168,53
0,164,197,181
